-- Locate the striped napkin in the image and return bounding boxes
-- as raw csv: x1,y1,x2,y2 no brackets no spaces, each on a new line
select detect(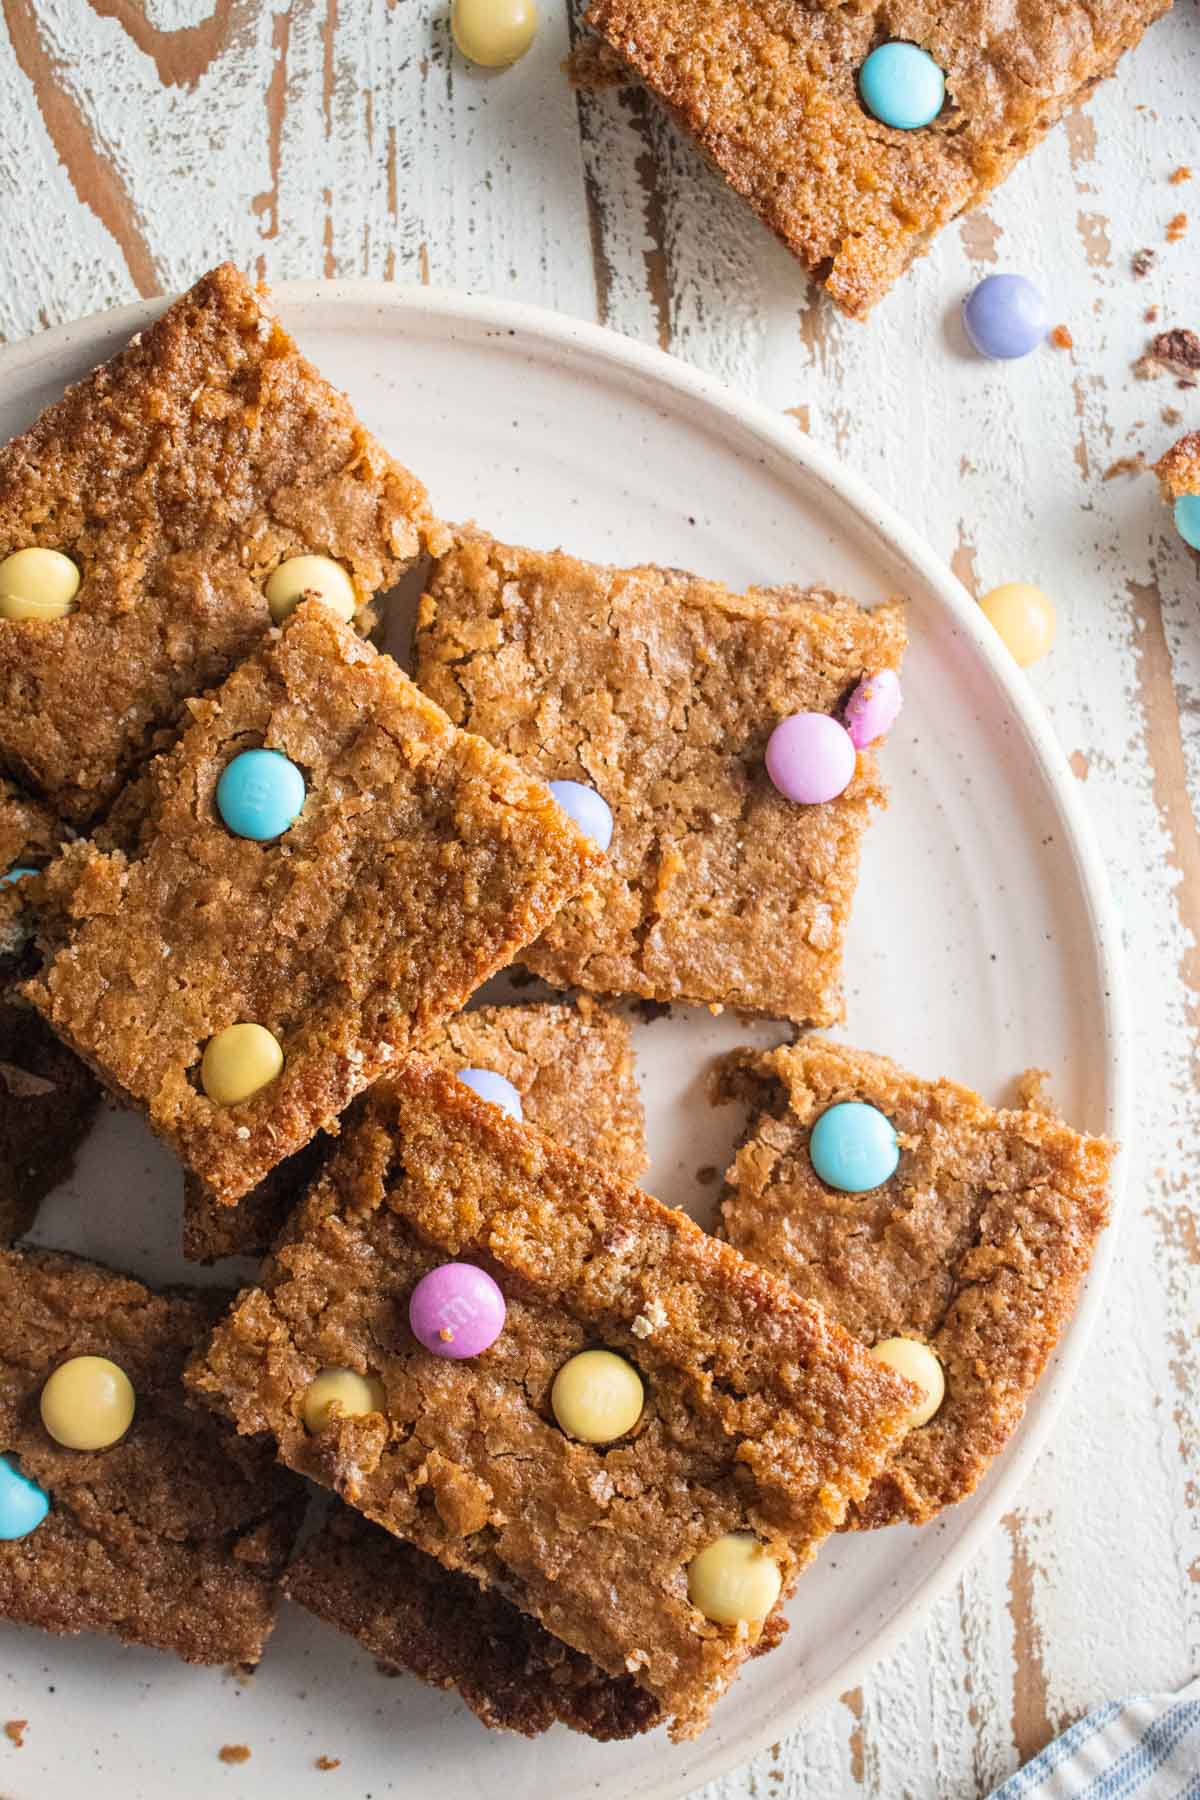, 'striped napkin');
991,1677,1200,1799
